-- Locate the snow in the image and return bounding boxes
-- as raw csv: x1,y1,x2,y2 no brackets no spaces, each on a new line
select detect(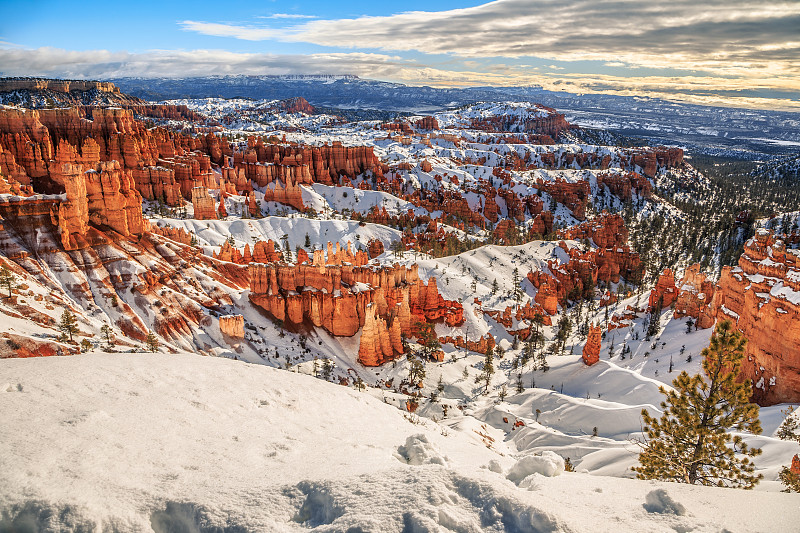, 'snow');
1,353,798,532
643,489,686,516
506,451,565,483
